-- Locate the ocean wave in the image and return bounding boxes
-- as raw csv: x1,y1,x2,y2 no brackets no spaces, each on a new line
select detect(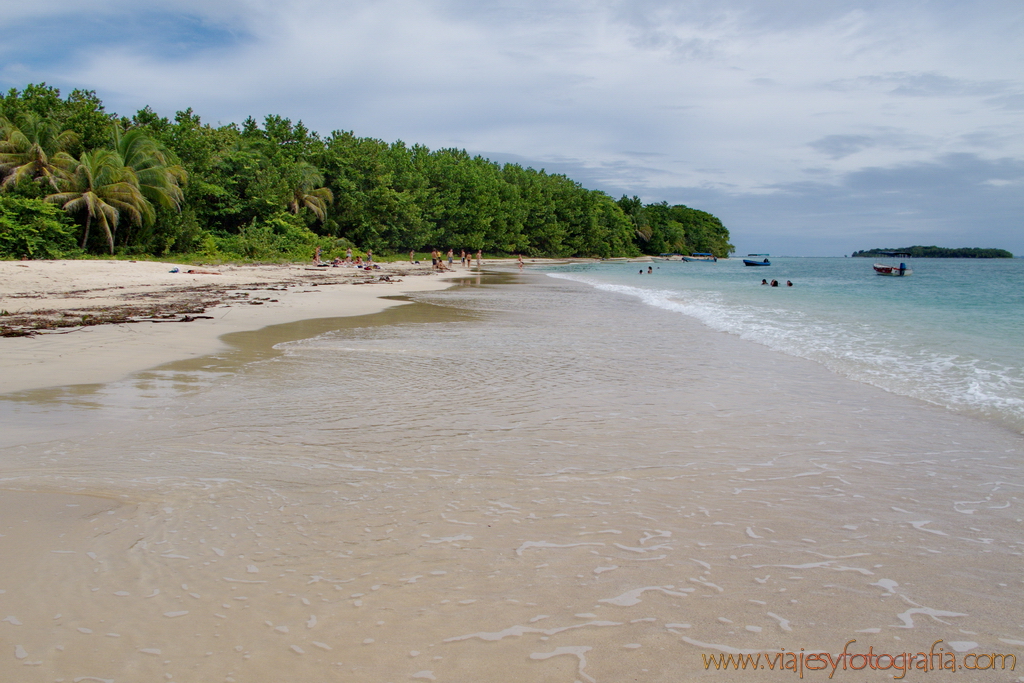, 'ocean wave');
547,271,1024,432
